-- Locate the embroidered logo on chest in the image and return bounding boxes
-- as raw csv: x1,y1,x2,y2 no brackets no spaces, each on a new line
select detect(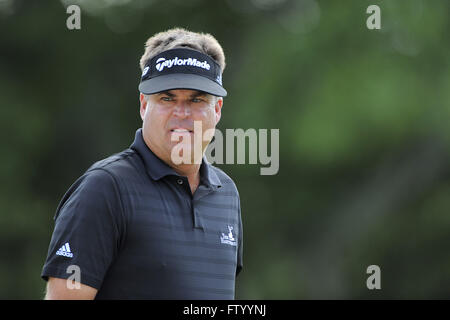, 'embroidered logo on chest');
220,225,237,246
